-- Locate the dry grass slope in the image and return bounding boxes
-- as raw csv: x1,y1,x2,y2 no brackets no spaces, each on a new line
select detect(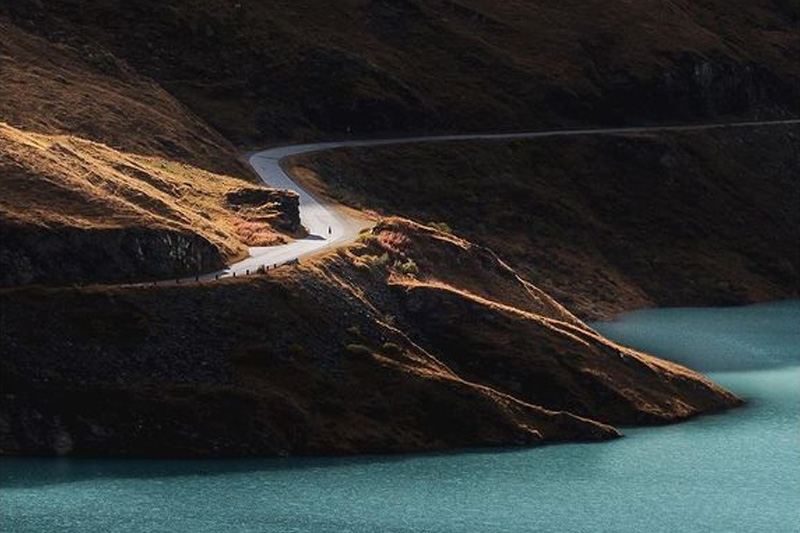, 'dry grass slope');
0,219,739,457
0,123,285,255
0,18,297,284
